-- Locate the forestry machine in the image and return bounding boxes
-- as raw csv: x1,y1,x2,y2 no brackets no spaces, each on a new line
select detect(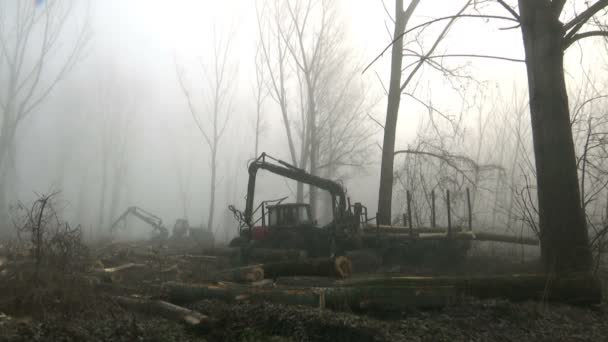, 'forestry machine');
229,152,470,267
110,206,214,245
229,153,367,257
